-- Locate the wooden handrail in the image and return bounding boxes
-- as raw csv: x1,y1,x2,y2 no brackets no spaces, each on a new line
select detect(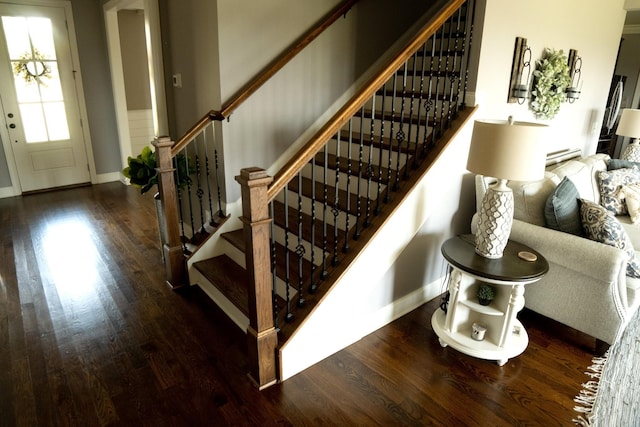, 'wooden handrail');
266,0,466,201
171,0,359,156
